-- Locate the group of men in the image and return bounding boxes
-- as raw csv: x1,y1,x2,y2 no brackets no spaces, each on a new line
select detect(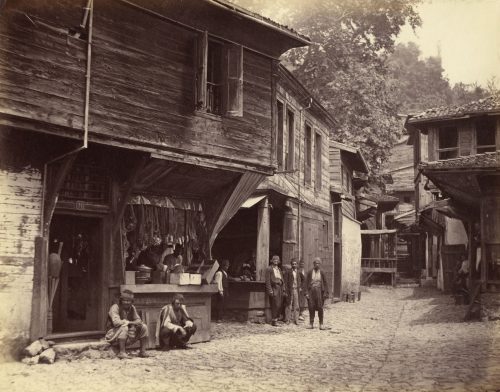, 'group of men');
105,291,196,359
106,255,329,359
265,255,330,330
